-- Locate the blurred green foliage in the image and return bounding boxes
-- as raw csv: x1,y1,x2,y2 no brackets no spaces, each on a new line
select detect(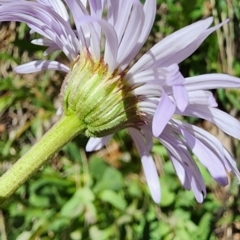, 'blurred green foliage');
0,0,240,239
